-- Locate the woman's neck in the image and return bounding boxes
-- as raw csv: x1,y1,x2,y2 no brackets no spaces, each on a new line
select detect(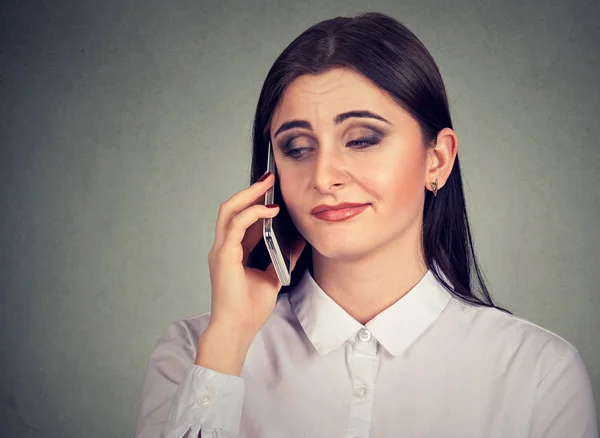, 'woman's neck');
310,232,428,325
